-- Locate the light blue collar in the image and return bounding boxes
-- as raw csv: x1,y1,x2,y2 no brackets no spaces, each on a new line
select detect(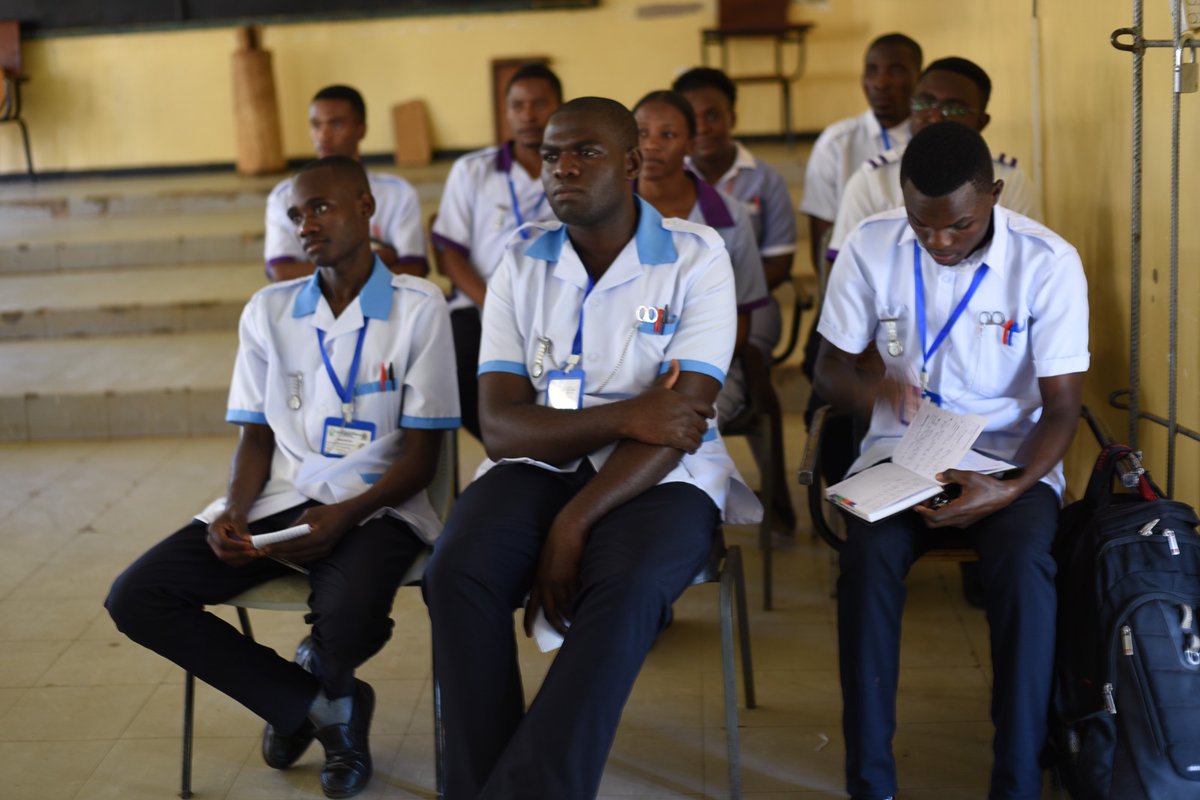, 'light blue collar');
292,256,394,319
525,196,677,266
